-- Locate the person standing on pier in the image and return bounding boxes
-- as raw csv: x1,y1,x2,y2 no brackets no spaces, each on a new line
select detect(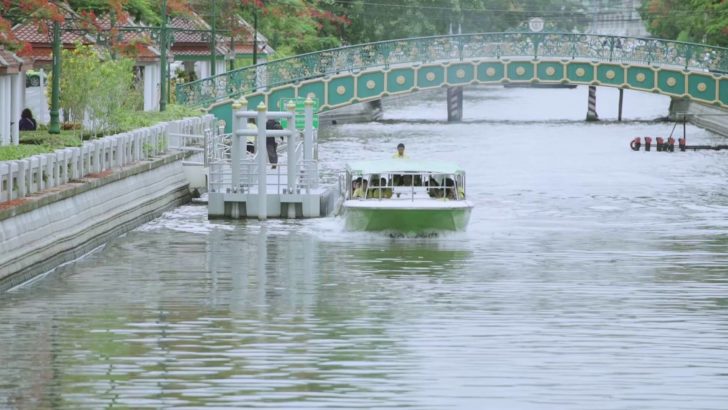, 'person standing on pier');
246,118,257,154
265,119,281,168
